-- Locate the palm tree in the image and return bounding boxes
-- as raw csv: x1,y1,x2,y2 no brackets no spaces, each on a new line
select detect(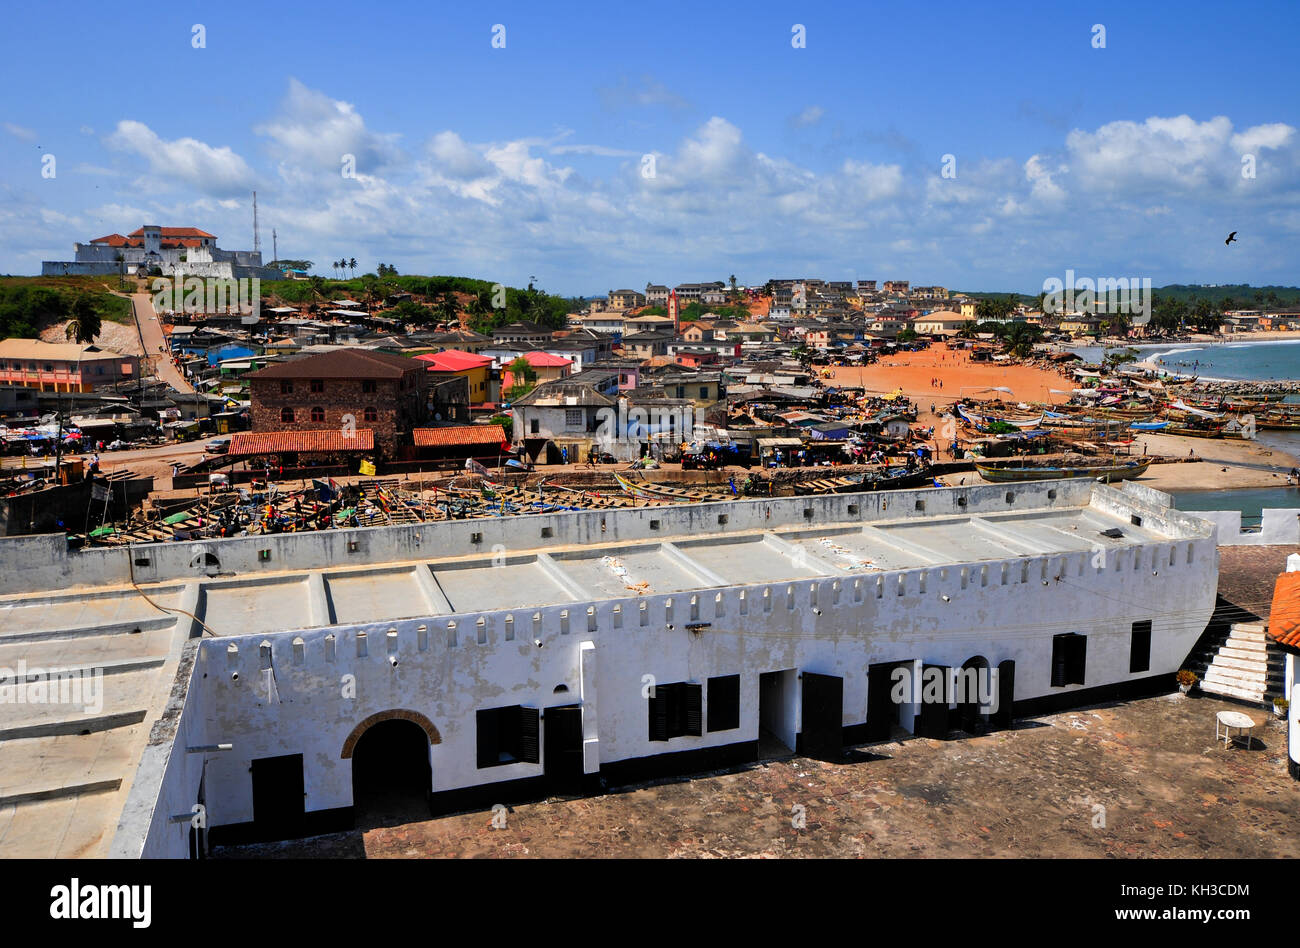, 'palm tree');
308,275,326,301
506,356,537,400
1002,322,1040,358
349,257,357,279
64,295,101,345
